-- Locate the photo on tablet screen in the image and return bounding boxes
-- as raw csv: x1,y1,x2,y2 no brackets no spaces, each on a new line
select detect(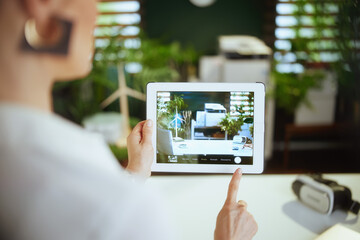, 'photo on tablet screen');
156,91,254,165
